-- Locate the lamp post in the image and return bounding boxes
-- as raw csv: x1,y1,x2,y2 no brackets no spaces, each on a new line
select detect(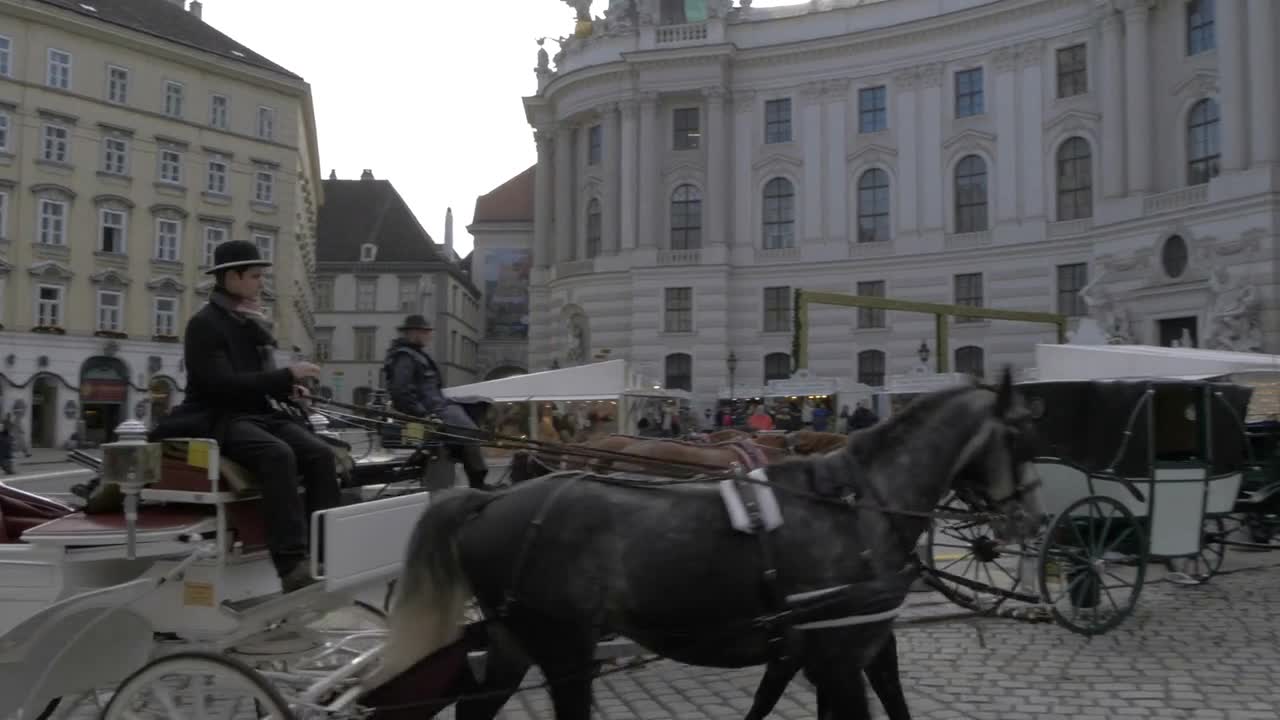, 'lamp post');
917,341,931,371
727,351,738,402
